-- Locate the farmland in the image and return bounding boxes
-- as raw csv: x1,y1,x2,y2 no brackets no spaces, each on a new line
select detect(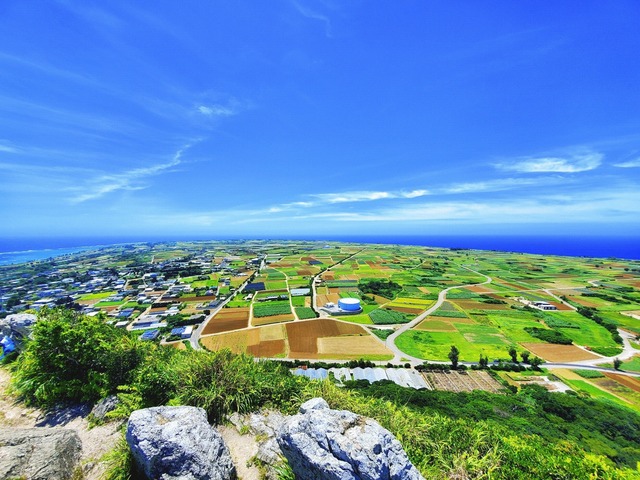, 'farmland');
4,239,637,370
186,240,640,367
